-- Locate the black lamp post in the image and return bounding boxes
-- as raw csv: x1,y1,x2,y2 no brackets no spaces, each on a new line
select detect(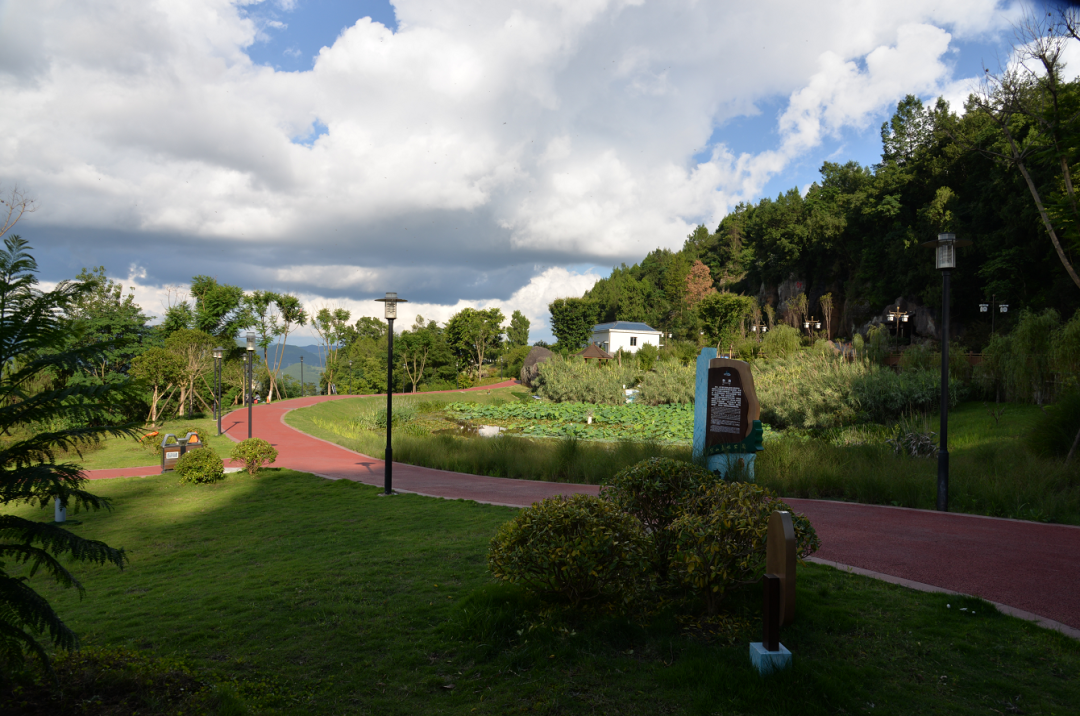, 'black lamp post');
923,232,971,512
979,295,1009,338
213,347,224,436
802,317,821,339
246,331,255,439
300,355,304,397
375,292,407,495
